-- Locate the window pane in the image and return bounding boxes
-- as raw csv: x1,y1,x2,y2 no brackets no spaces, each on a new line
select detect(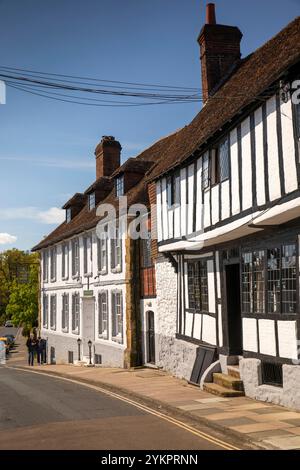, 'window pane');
253,250,265,314
281,244,297,314
219,137,229,181
202,152,210,189
242,252,253,314
267,248,281,313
